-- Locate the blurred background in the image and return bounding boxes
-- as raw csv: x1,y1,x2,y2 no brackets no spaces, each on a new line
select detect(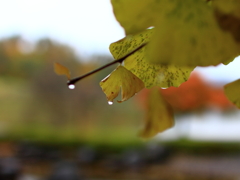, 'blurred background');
1,1,240,180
